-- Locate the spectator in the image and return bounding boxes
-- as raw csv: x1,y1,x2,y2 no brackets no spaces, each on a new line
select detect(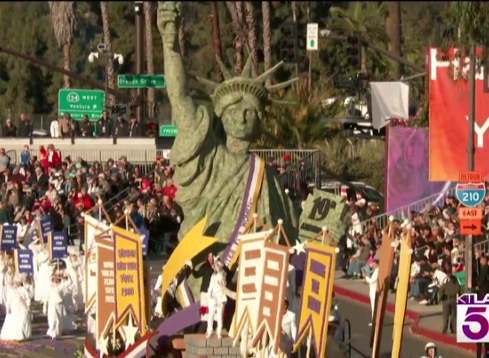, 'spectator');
50,117,60,138
80,115,94,137
20,145,31,166
476,255,489,297
346,241,370,279
410,255,432,303
58,116,70,138
114,114,127,137
2,118,17,137
128,114,141,137
162,178,177,200
47,144,61,169
97,110,112,137
0,148,10,173
17,113,32,137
